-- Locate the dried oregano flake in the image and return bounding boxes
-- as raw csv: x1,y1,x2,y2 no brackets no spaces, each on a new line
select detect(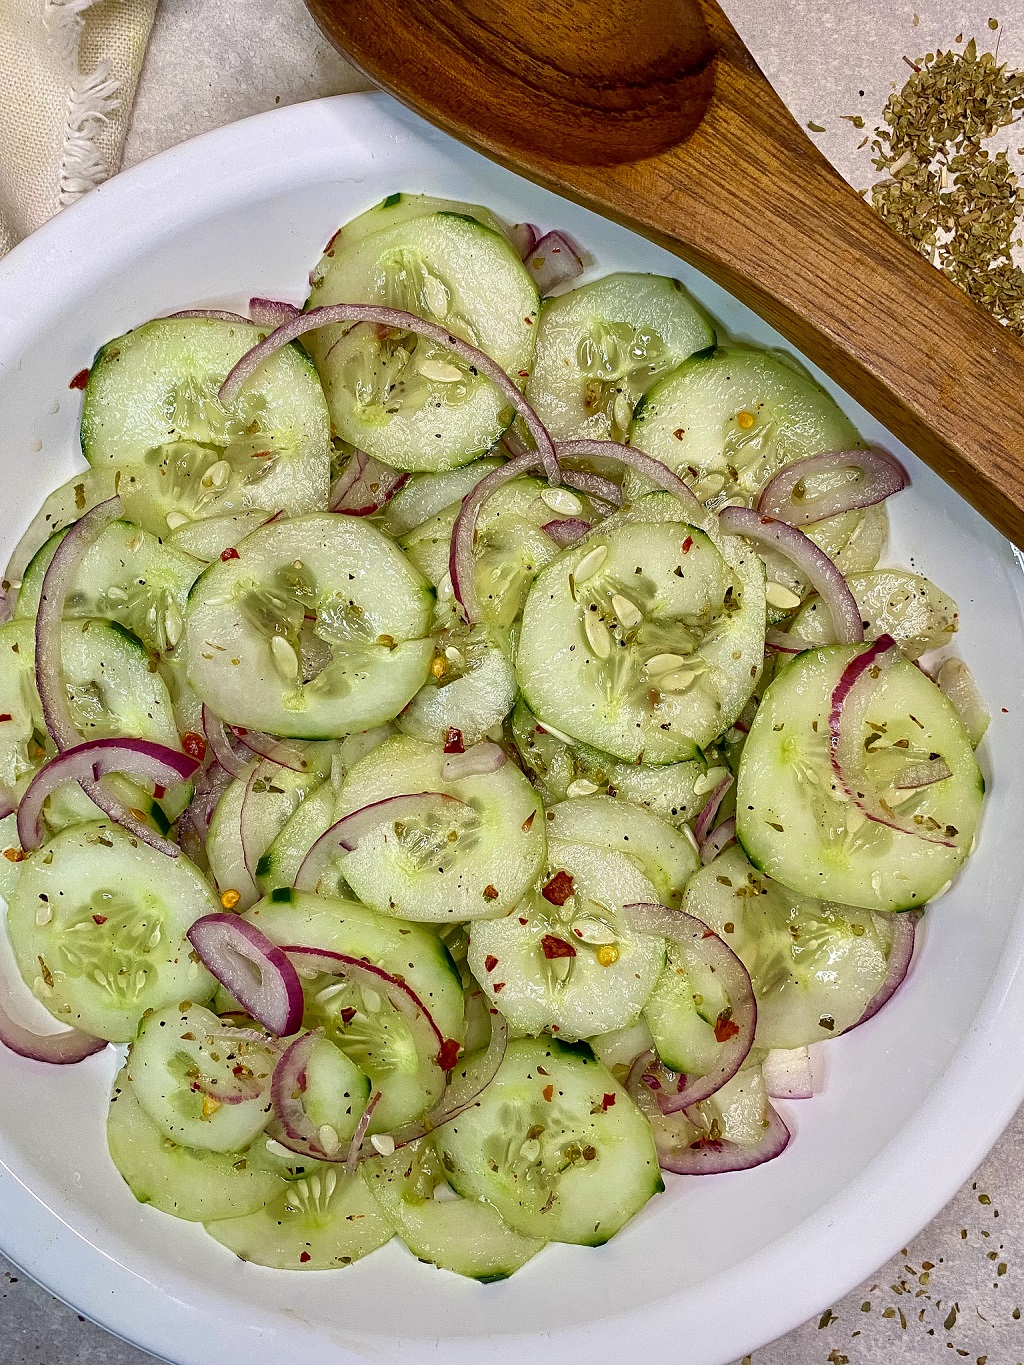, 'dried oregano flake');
867,36,1024,337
